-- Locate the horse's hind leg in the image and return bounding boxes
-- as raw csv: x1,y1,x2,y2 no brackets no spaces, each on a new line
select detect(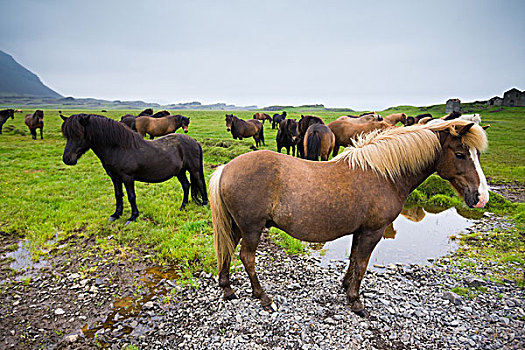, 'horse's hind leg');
177,172,190,210
39,127,43,139
239,230,274,310
342,229,384,316
219,225,242,300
